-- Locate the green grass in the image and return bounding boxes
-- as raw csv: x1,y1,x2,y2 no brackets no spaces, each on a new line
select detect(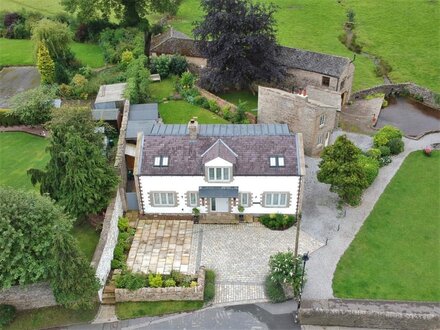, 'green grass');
149,76,178,101
0,38,105,68
203,269,215,303
71,222,100,261
5,304,98,330
0,0,64,16
159,100,229,124
333,151,440,301
169,0,439,92
116,300,203,320
218,90,258,114
0,132,49,191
